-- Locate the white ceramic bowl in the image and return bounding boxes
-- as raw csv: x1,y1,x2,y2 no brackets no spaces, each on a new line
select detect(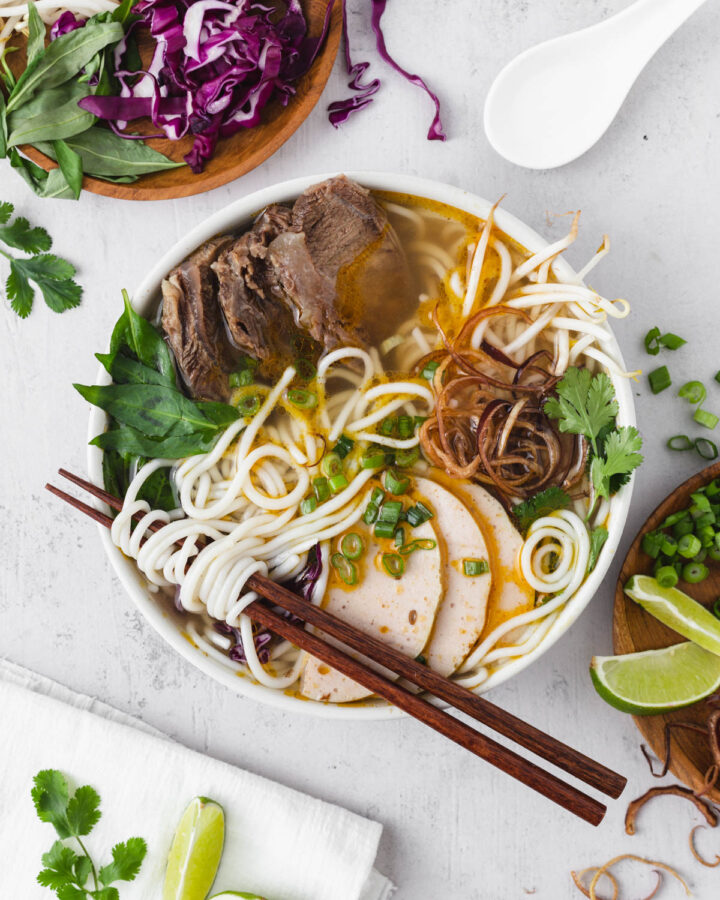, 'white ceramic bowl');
88,171,636,719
